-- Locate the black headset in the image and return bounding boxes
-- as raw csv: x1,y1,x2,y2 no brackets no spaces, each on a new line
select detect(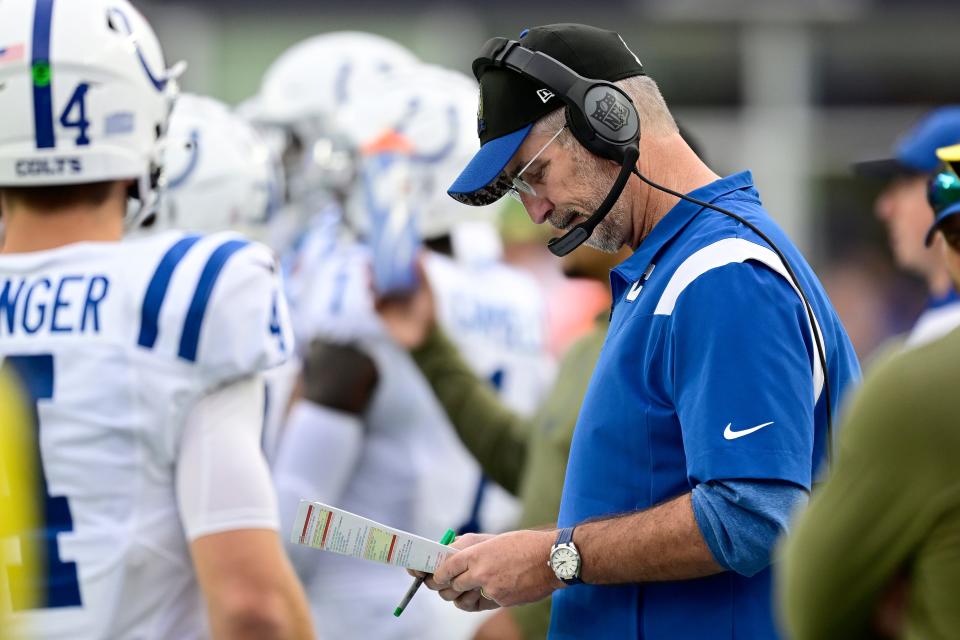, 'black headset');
476,36,835,459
